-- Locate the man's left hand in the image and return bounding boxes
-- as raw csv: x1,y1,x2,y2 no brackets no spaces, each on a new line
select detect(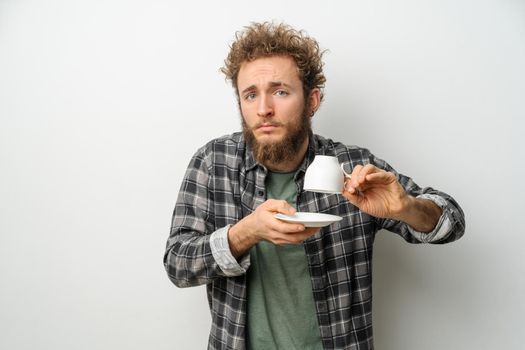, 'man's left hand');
342,164,410,220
